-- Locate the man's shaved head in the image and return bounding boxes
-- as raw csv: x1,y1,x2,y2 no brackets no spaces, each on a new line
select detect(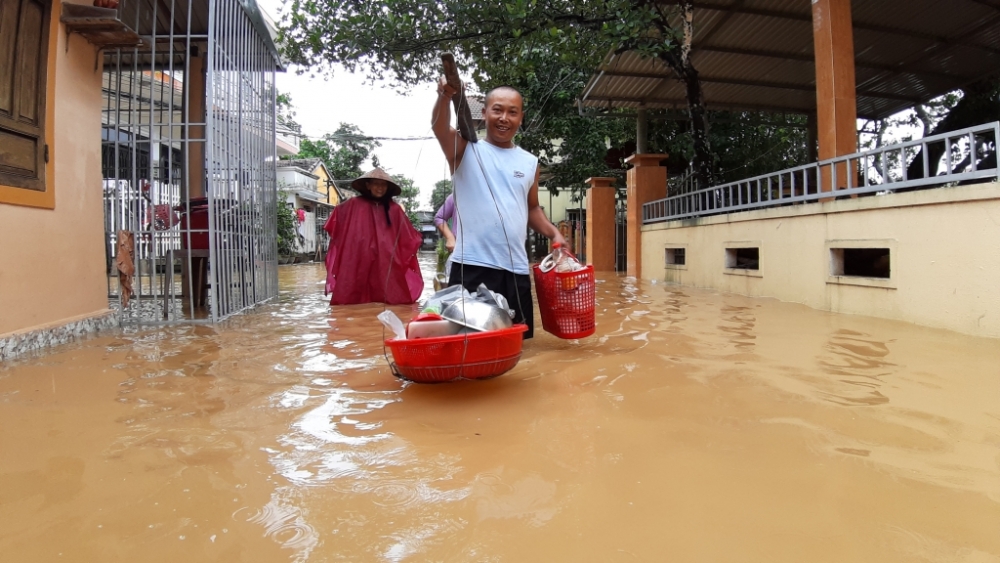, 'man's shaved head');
485,86,523,107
